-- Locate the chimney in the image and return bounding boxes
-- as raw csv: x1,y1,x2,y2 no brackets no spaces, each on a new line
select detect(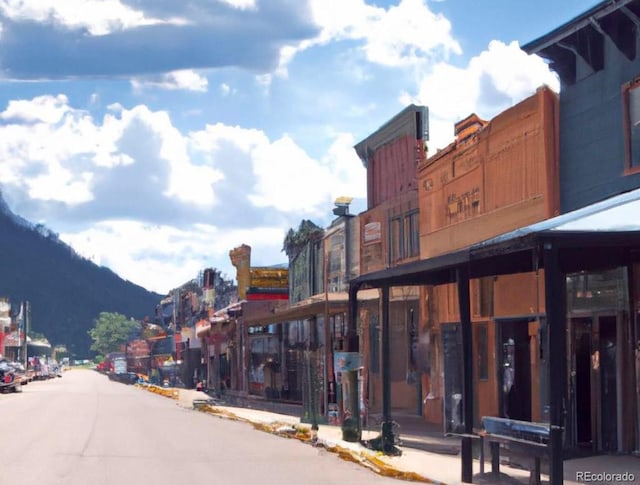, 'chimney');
454,114,487,144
